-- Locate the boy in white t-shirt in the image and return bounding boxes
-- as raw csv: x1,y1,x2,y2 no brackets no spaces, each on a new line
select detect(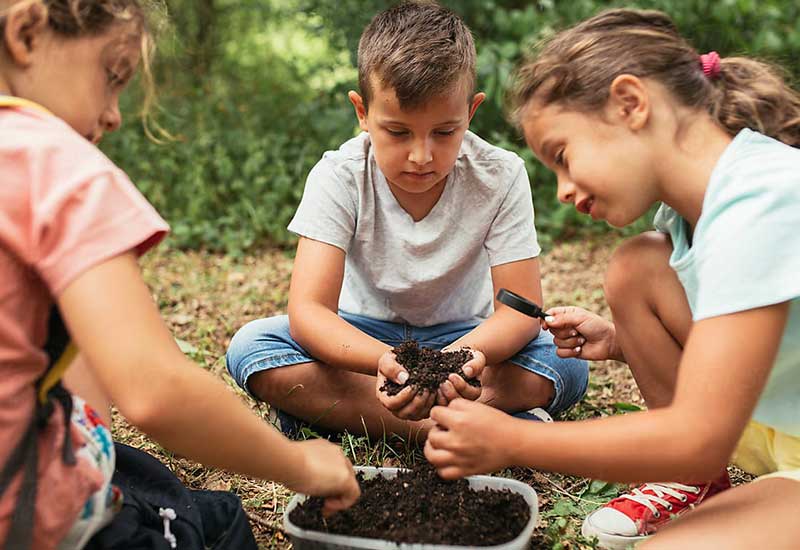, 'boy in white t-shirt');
226,1,587,440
